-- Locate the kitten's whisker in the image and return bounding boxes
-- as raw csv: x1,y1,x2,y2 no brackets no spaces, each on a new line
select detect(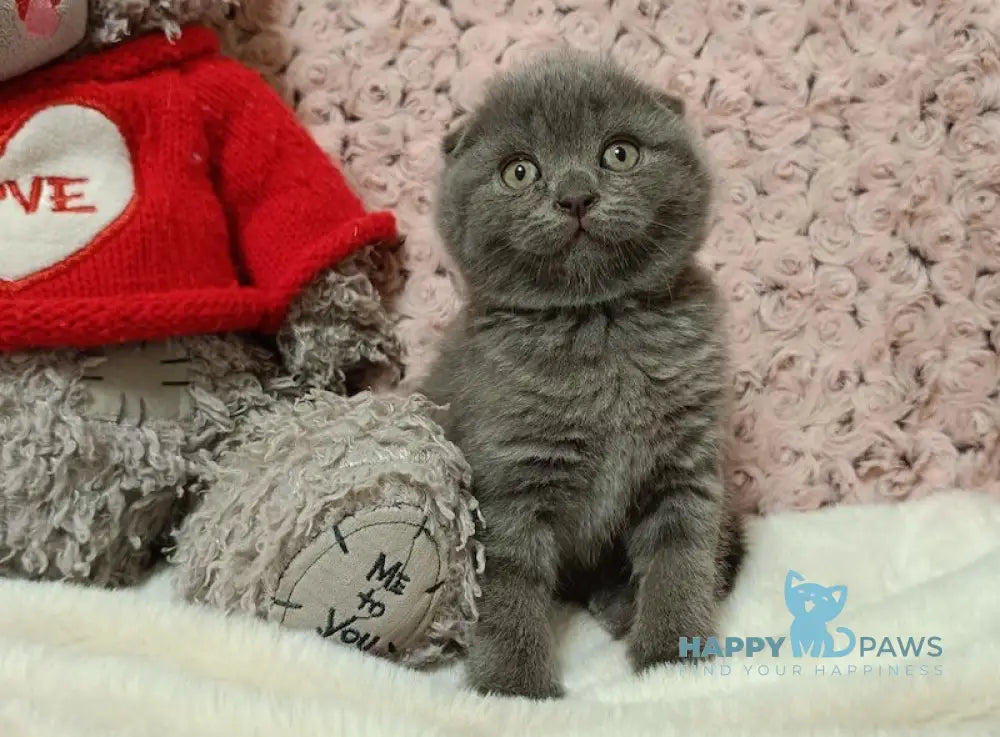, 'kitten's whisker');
645,219,693,238
599,206,691,240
